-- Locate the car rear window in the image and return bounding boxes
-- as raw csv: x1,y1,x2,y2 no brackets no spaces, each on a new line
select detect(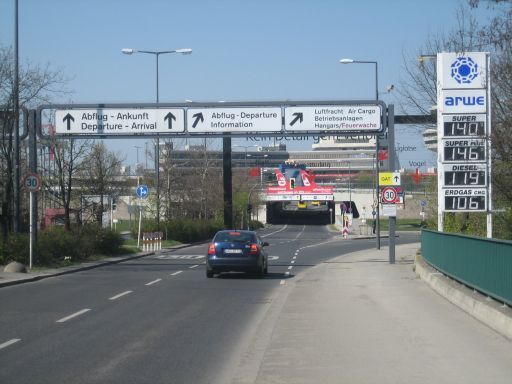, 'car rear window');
214,232,255,243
